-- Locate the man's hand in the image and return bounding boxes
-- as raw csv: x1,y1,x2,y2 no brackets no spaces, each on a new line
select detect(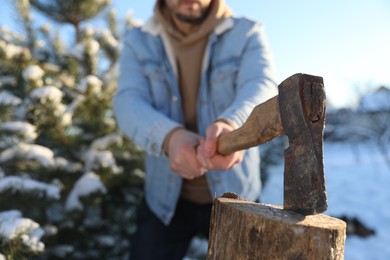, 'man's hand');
167,128,207,179
197,121,244,170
